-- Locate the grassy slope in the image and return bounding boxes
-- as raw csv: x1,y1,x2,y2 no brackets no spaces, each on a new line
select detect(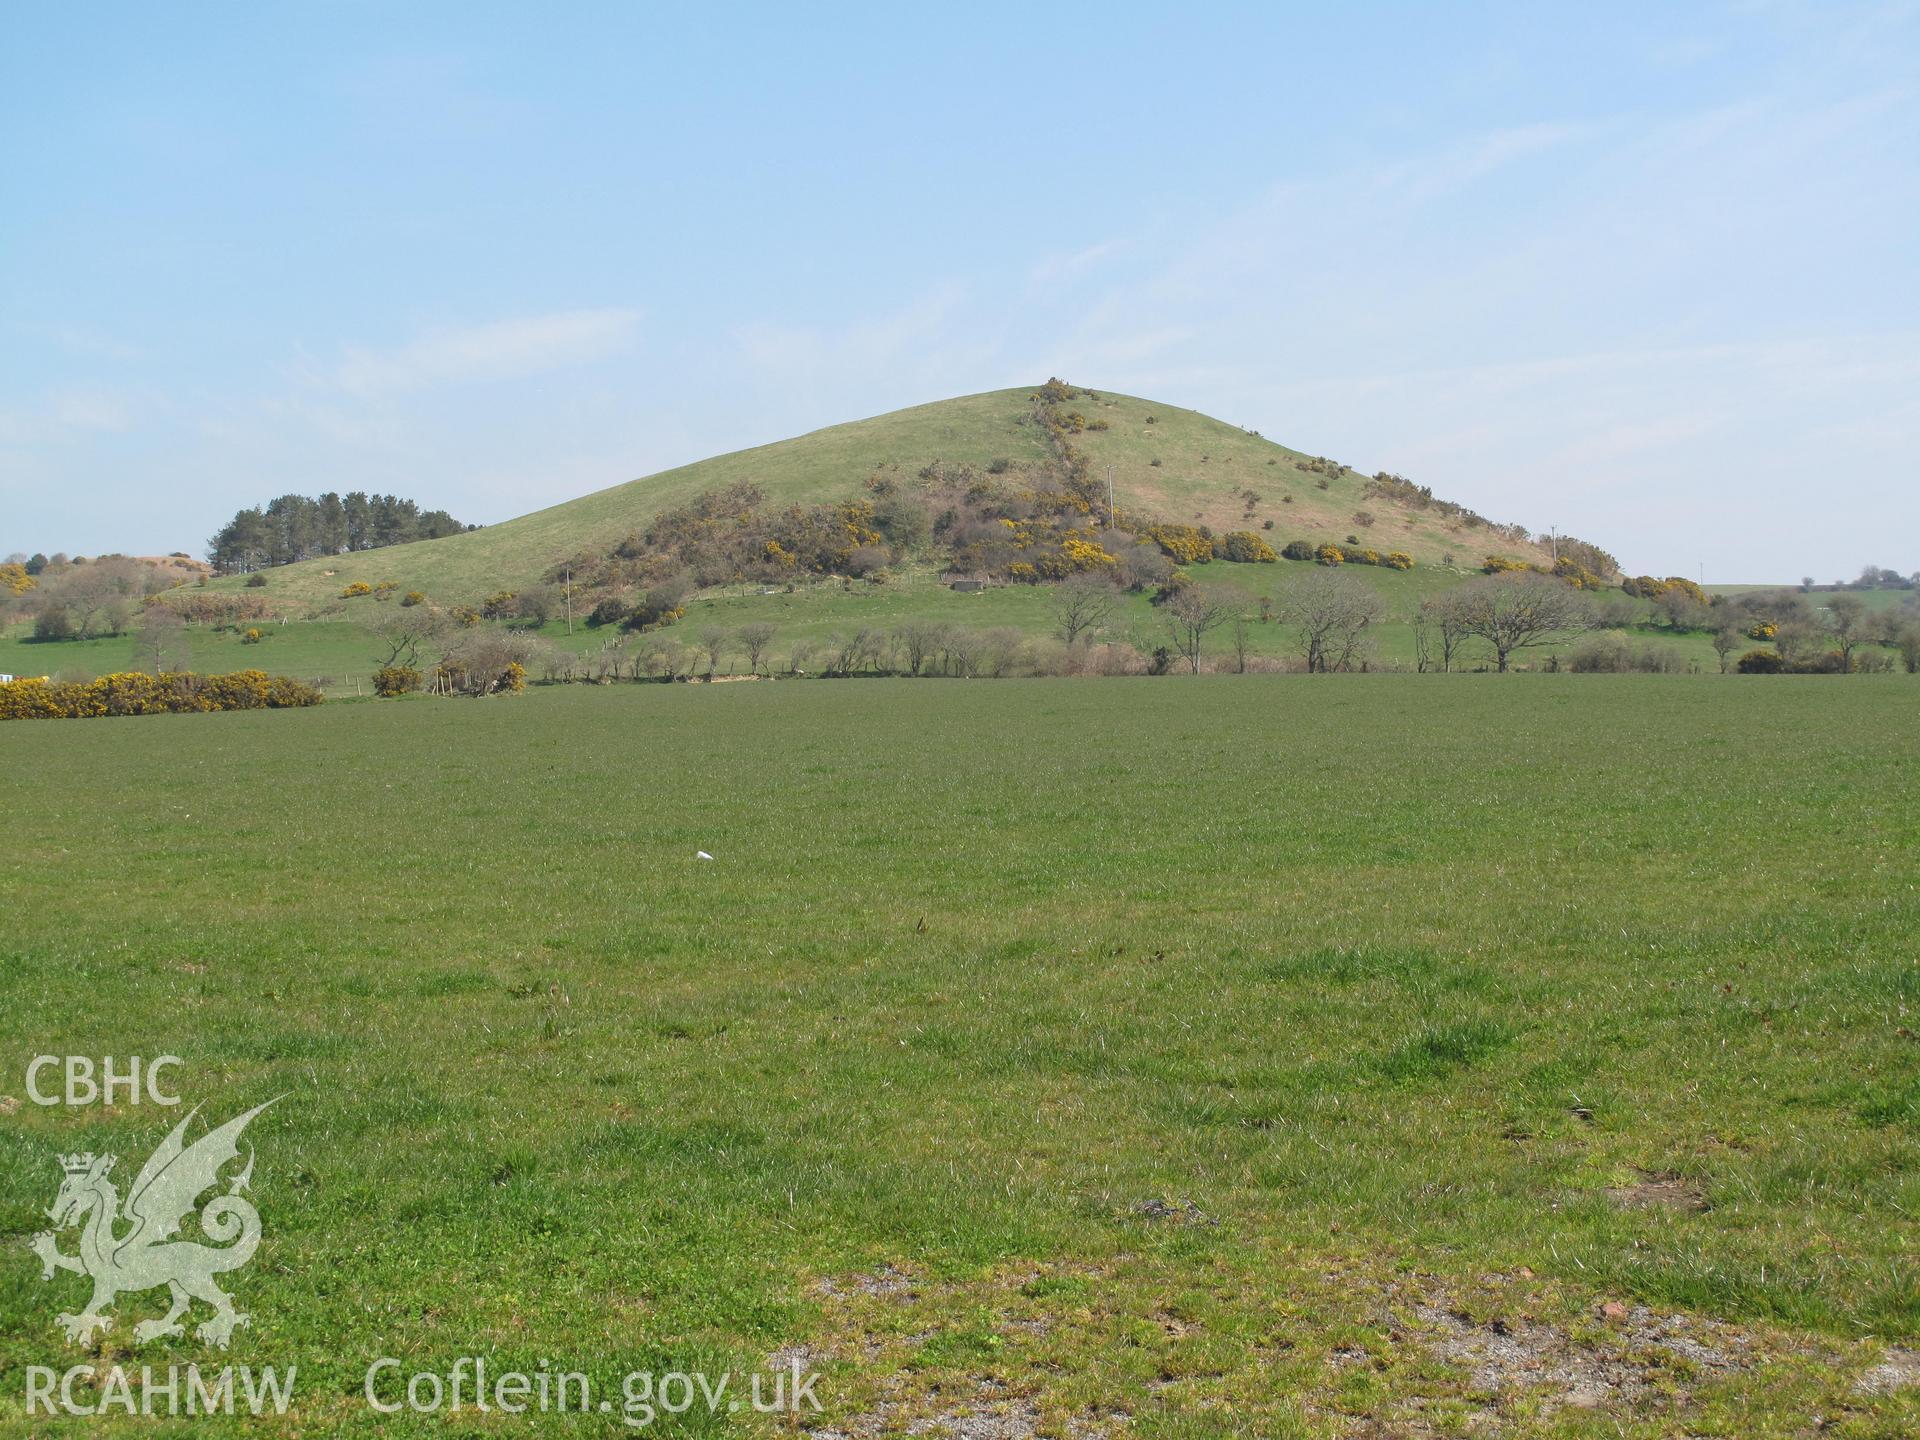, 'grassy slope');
212,386,1555,609
2,678,1916,1436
